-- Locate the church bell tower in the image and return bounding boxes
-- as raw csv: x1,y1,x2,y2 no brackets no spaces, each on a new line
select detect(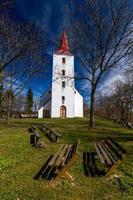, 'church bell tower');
51,32,75,118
